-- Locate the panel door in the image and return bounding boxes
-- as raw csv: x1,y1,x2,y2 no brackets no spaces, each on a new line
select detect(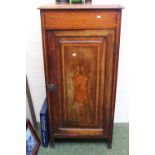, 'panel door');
46,30,115,137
